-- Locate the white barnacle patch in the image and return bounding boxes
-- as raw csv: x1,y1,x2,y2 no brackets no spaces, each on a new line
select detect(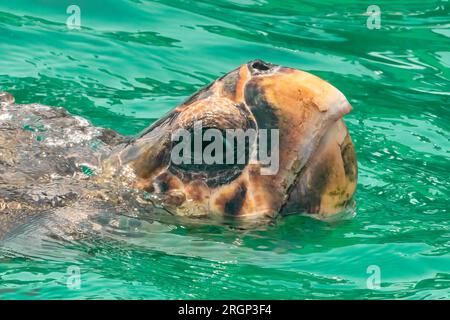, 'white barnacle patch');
73,116,90,127
0,113,12,121
50,173,63,180
43,137,67,147
32,104,51,111
44,127,101,147
119,164,137,183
